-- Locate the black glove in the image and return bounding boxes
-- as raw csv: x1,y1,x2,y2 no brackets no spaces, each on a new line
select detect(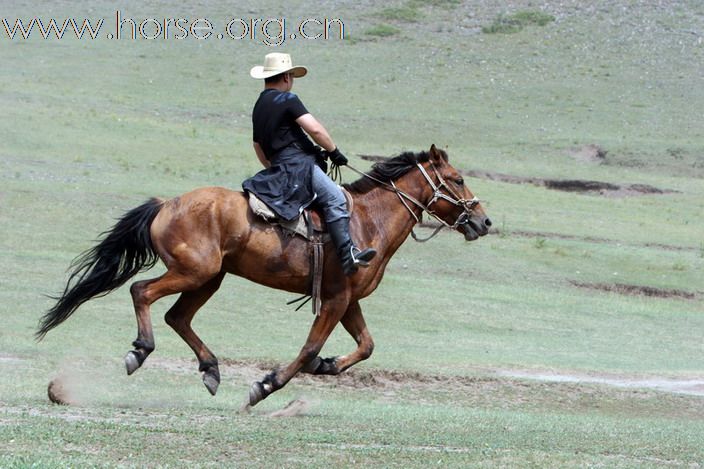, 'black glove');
327,147,348,166
313,146,328,172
